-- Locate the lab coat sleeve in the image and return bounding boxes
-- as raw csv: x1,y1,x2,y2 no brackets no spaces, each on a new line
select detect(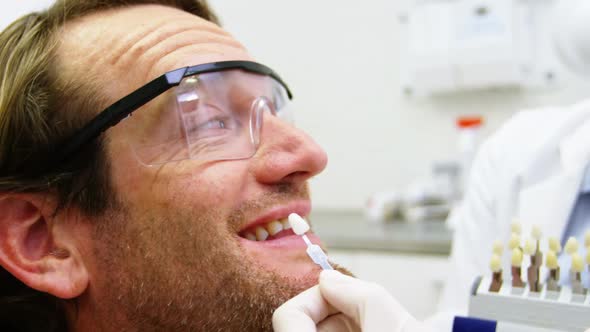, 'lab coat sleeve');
425,108,568,331
425,134,502,331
